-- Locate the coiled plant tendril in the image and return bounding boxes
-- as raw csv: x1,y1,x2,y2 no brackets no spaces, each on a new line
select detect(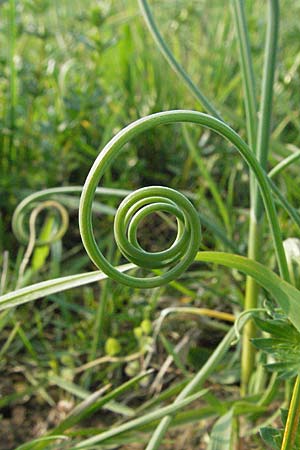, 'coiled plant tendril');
13,193,69,246
114,186,201,281
79,109,289,288
16,200,68,288
81,184,201,288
